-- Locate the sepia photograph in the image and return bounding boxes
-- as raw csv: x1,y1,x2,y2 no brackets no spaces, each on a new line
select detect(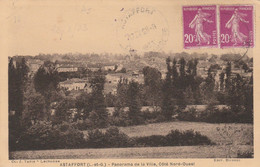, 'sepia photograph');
0,0,258,164
8,51,254,159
